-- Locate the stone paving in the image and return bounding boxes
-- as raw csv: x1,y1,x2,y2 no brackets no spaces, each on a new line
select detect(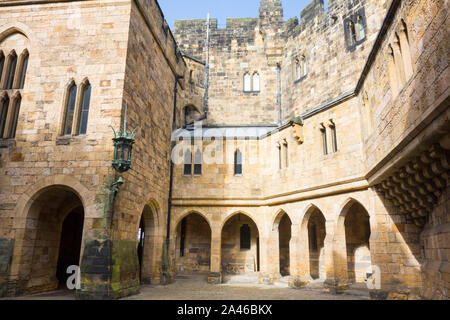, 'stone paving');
2,274,370,300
